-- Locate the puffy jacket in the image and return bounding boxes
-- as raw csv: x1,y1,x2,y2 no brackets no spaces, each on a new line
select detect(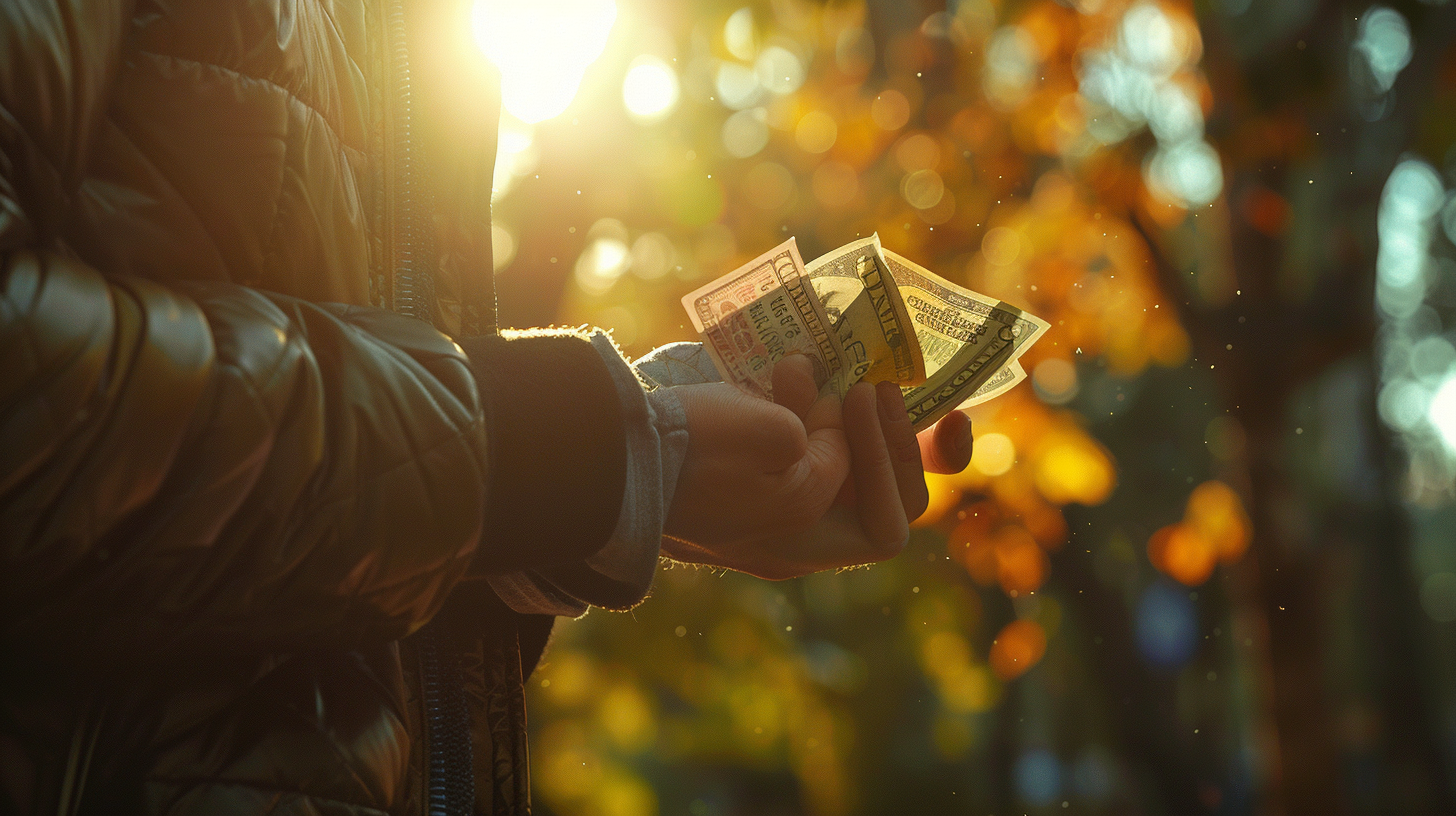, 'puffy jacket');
0,1,630,813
